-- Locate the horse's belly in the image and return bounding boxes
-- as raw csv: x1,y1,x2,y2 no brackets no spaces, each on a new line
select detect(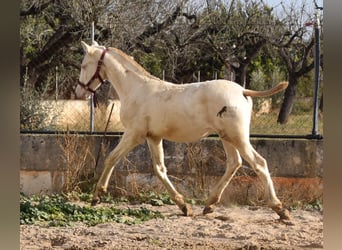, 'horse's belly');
164,133,211,143
156,125,213,142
